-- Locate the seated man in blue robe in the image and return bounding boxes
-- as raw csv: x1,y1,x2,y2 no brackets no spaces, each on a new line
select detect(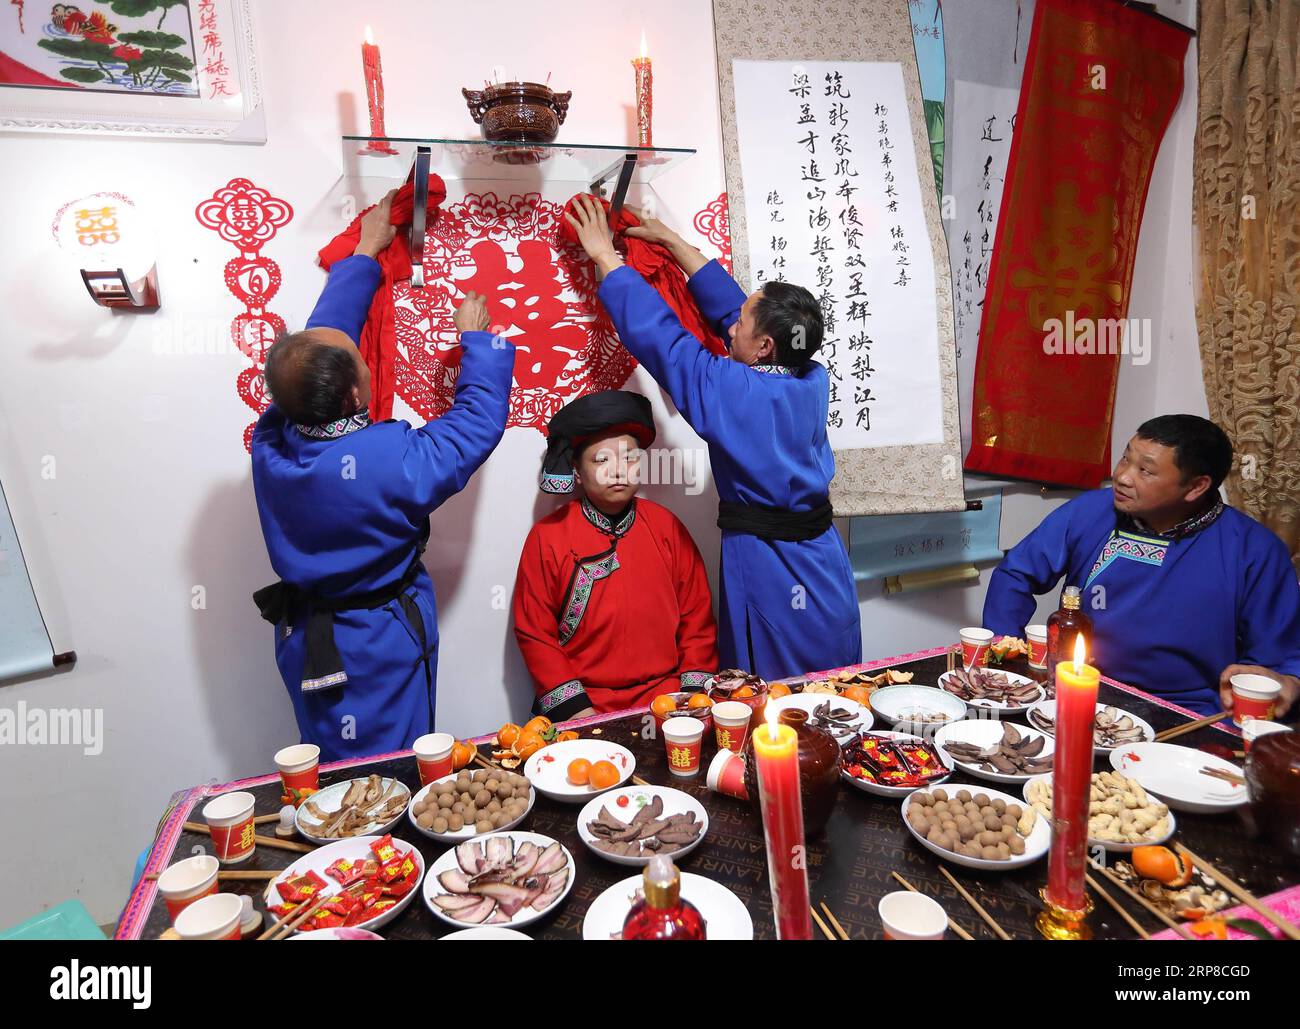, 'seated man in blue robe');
984,414,1300,717
251,191,516,760
564,195,861,681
